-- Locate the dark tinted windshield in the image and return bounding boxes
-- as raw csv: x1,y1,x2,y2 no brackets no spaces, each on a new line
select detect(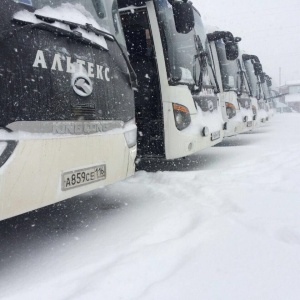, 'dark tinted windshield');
244,59,260,98
193,9,218,90
12,0,126,46
262,81,271,100
215,39,239,91
156,0,199,86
